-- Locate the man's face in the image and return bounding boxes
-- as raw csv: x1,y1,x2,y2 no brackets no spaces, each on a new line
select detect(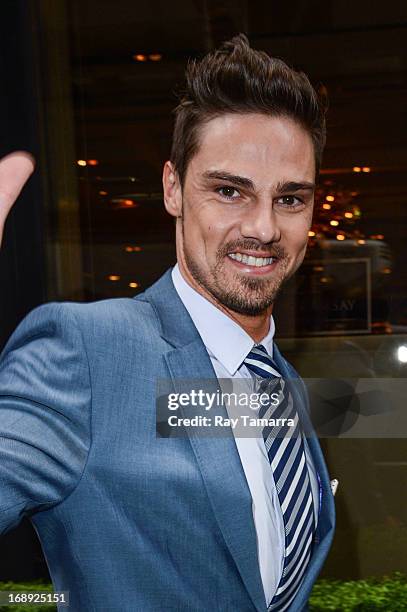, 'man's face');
169,113,316,316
